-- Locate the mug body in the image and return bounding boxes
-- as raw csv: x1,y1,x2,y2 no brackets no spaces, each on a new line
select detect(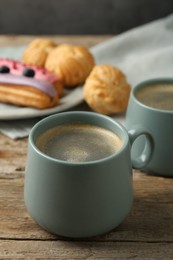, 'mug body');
125,78,173,177
24,112,133,238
